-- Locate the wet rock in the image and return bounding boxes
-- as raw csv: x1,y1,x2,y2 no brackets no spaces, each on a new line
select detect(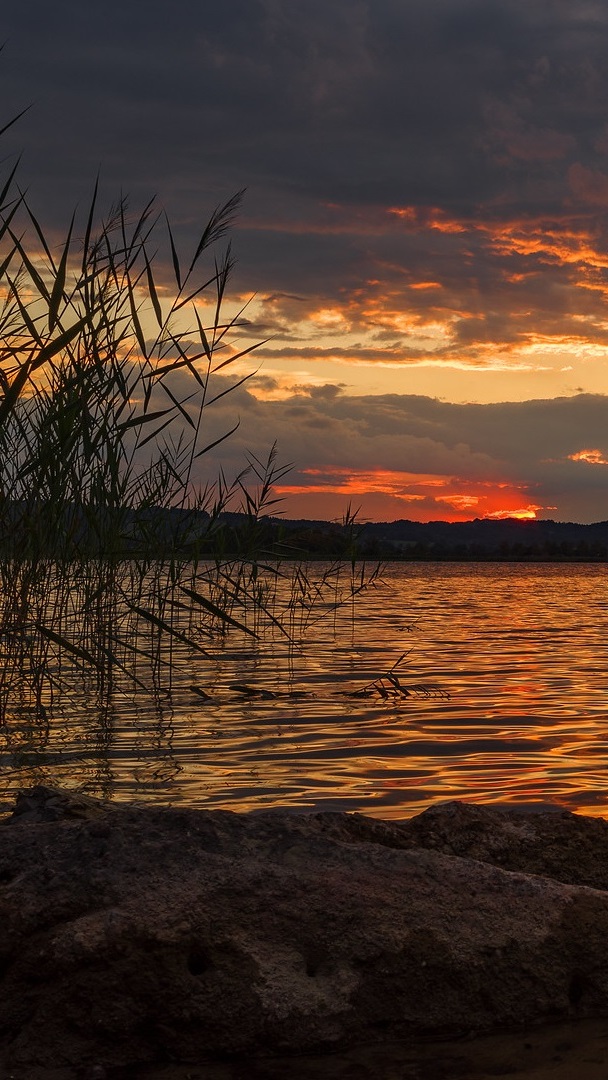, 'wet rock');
2,790,608,1073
